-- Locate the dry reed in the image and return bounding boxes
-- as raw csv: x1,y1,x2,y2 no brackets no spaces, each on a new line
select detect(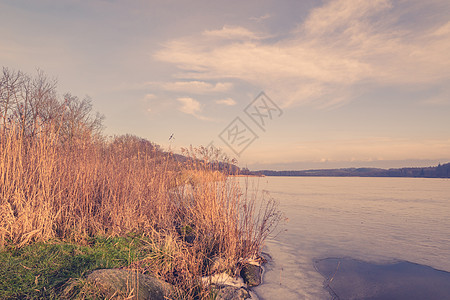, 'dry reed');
0,121,281,298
